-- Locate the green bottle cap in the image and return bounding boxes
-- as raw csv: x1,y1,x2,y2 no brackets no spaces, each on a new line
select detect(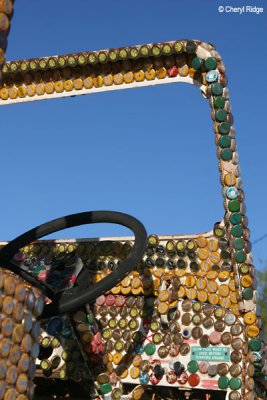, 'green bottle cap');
218,376,229,389
229,377,241,390
87,312,94,324
192,57,202,70
177,240,186,252
109,50,118,61
115,340,124,352
129,48,138,59
230,213,242,225
249,339,261,351
211,83,223,96
234,250,246,263
220,148,233,161
187,360,199,373
33,266,45,275
174,41,183,53
148,235,158,246
59,369,67,380
219,135,231,148
40,360,50,370
233,237,245,250
239,263,249,274
218,122,231,135
214,97,226,109
205,57,217,70
162,44,172,55
242,288,253,300
112,388,123,400
231,225,243,237
100,383,112,395
144,343,156,355
152,45,161,56
228,200,240,212
153,333,162,344
215,109,227,122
